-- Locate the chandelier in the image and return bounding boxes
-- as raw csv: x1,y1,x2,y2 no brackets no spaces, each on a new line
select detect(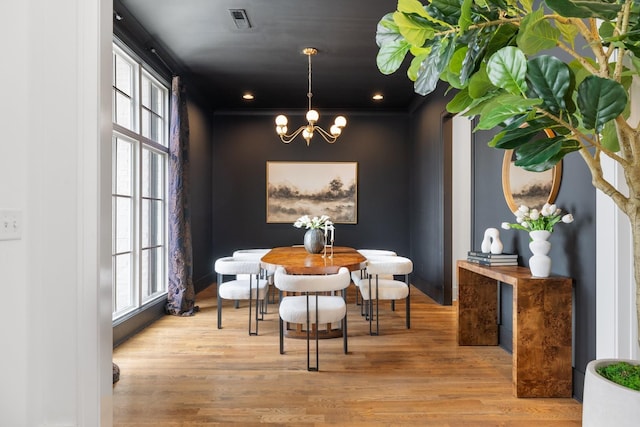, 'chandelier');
275,48,347,146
